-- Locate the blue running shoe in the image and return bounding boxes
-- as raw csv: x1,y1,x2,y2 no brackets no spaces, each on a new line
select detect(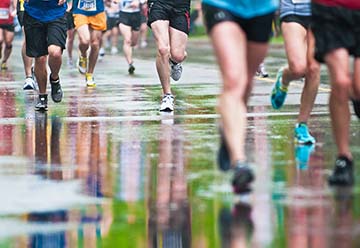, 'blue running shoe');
294,123,316,144
295,144,315,170
271,68,287,109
